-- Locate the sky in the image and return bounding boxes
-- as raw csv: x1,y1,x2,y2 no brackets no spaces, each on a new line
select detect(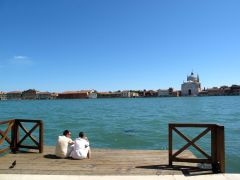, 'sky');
0,0,240,92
